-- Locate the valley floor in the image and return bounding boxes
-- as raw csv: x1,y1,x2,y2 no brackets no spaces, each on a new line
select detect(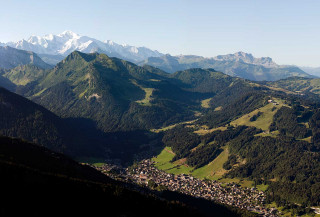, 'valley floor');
90,159,278,216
